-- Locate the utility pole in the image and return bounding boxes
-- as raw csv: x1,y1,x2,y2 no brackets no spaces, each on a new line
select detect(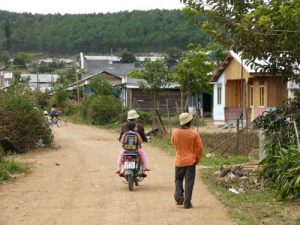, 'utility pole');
75,54,80,101
240,58,244,128
37,72,40,92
